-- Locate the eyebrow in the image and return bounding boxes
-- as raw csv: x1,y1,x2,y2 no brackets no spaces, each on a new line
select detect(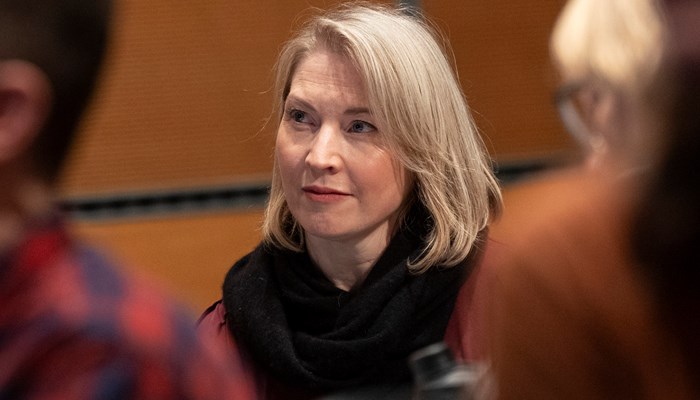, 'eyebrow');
285,96,317,113
344,107,372,116
285,95,372,117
